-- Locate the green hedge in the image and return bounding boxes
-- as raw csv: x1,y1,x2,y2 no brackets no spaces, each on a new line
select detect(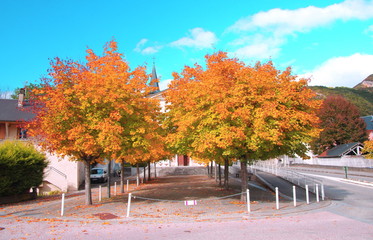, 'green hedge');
0,141,47,197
